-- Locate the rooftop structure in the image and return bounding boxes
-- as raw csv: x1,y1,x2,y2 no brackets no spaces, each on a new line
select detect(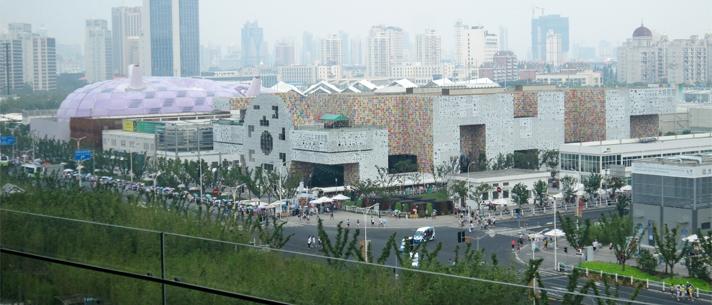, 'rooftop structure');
56,66,246,120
